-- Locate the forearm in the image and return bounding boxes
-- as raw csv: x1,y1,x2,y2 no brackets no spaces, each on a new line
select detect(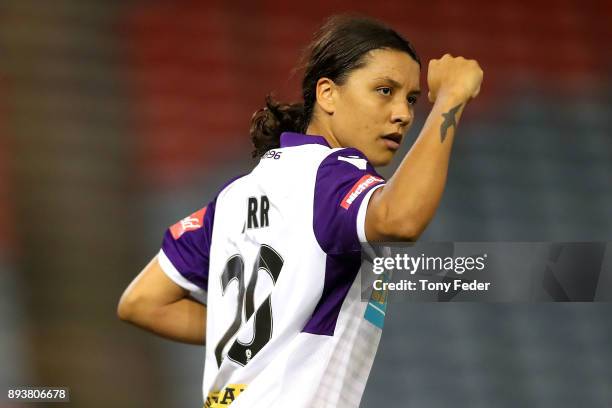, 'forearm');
375,92,467,238
123,296,207,345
